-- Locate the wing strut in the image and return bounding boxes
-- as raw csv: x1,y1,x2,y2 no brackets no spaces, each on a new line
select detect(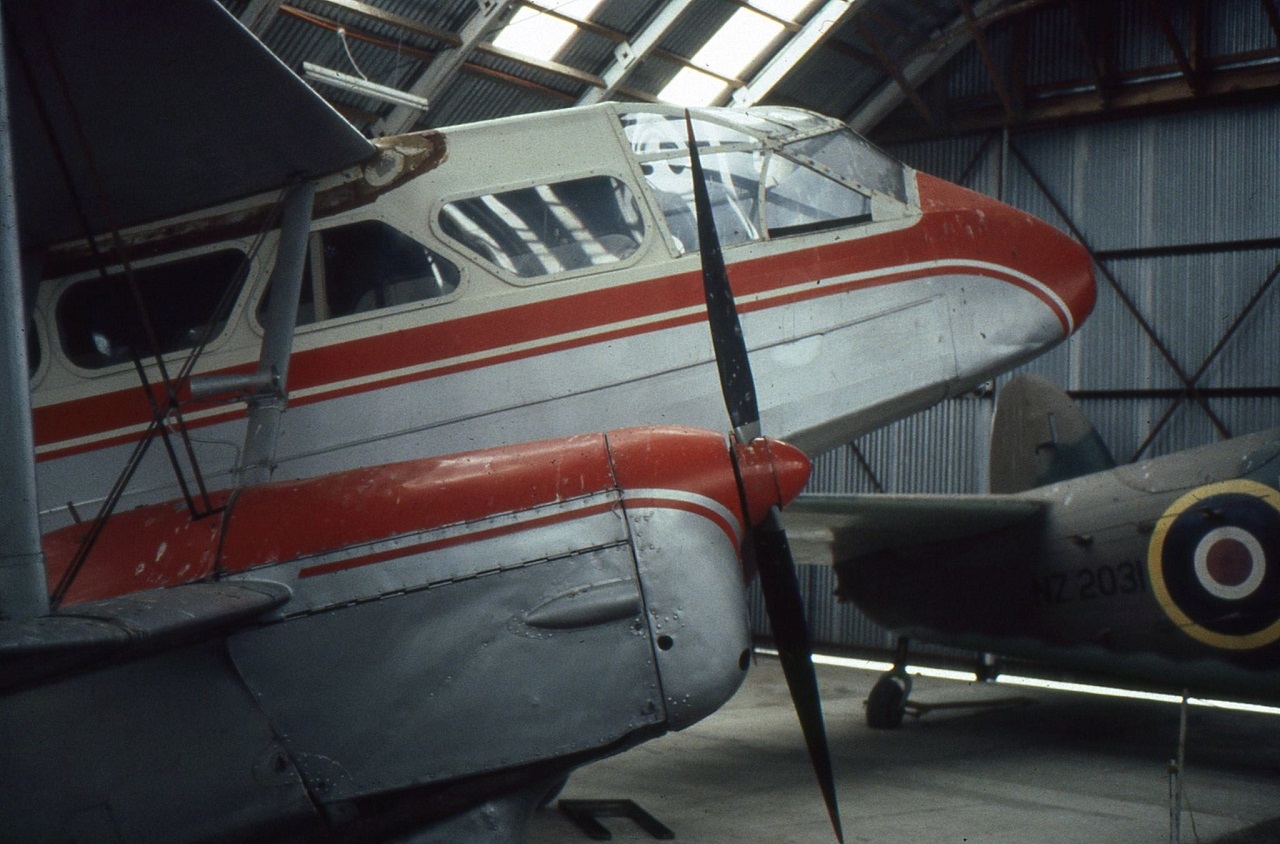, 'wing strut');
237,180,314,486
0,13,47,621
